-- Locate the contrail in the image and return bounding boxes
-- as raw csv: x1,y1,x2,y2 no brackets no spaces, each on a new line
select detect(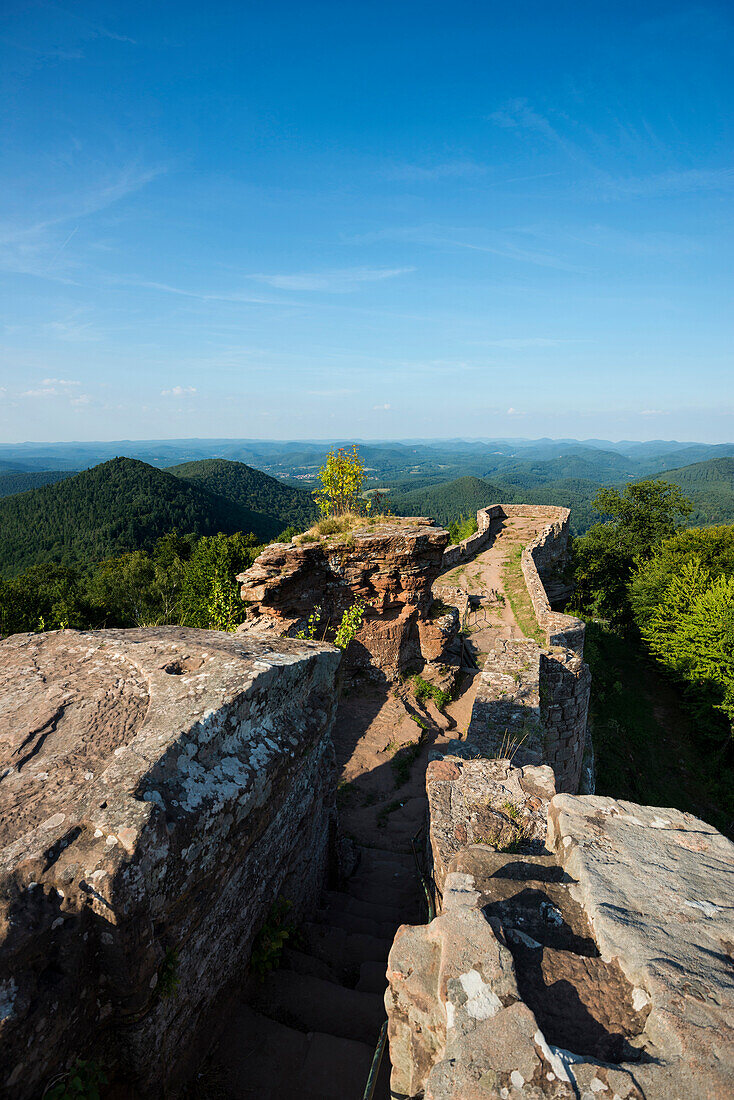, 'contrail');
47,224,79,269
